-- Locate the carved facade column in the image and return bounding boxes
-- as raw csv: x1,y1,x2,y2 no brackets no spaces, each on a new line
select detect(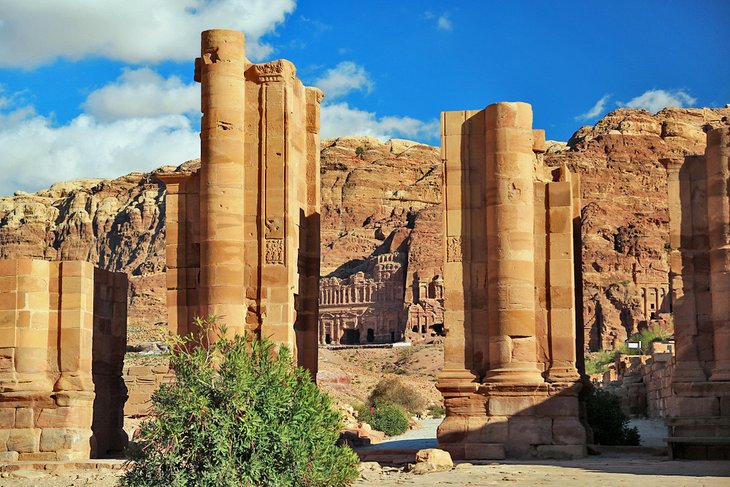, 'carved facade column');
545,169,580,381
662,157,706,382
